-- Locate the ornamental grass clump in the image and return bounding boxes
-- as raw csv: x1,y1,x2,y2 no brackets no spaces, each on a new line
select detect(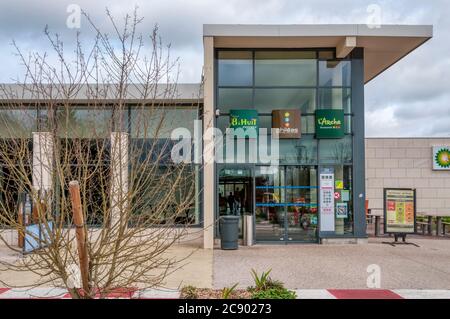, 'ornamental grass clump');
248,269,296,299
